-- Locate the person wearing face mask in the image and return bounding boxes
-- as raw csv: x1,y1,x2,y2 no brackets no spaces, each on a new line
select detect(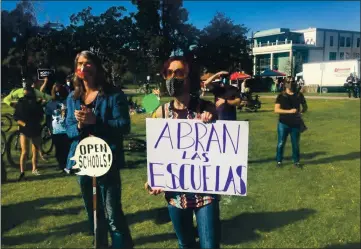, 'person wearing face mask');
203,71,241,121
274,79,308,168
13,85,44,180
65,51,133,248
45,84,70,172
145,56,220,249
64,74,74,93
